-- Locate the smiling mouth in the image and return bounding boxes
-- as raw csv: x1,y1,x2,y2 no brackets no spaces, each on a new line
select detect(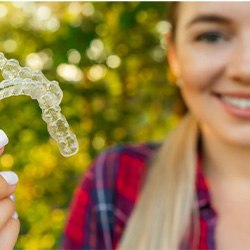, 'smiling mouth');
221,96,250,109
